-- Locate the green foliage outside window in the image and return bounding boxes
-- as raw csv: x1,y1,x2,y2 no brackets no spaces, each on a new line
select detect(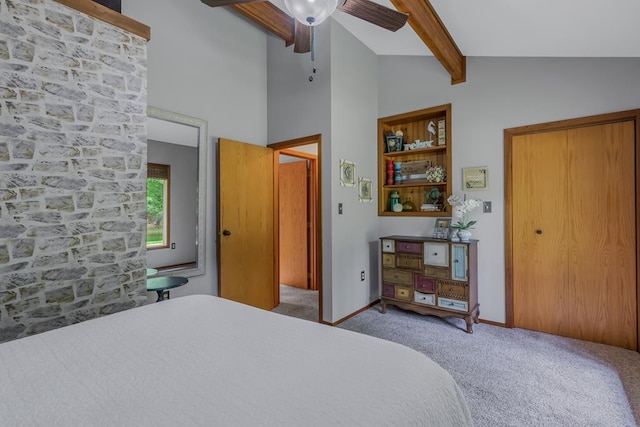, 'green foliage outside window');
147,178,166,246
